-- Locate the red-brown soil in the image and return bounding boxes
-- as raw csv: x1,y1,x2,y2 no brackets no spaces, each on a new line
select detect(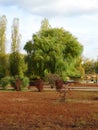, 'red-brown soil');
0,91,98,130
